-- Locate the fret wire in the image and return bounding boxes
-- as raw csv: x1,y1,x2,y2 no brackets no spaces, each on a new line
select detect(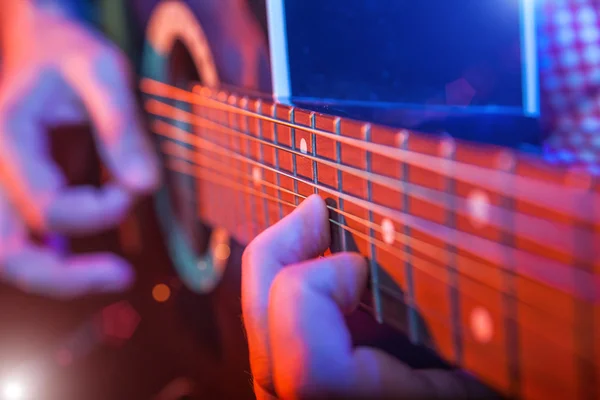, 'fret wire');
256,100,270,232
334,117,347,252
364,125,383,323
167,156,596,362
400,131,419,344
153,119,600,302
148,99,597,249
166,140,478,280
142,80,600,221
500,153,521,397
165,140,415,263
242,97,258,239
171,154,600,378
272,105,284,220
310,113,318,195
442,138,463,364
168,152,510,300
154,83,593,384
170,150,482,325
169,158,466,304
154,97,600,390
163,150,599,352
290,109,300,206
160,101,587,248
